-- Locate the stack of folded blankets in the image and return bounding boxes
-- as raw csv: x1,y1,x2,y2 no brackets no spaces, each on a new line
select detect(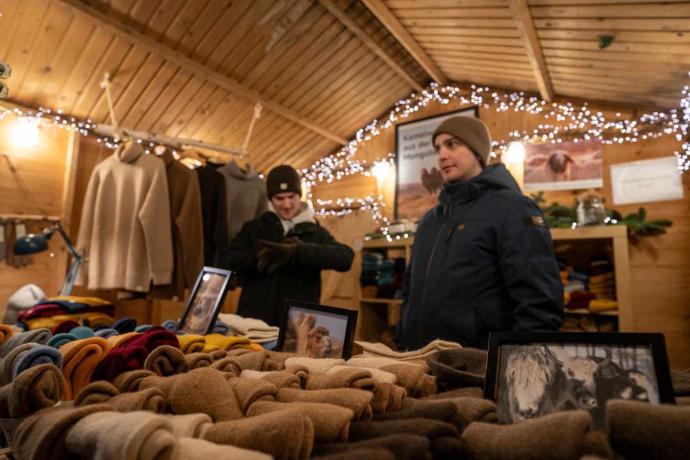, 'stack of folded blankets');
217,314,280,346
16,296,115,331
376,258,406,299
360,252,383,298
